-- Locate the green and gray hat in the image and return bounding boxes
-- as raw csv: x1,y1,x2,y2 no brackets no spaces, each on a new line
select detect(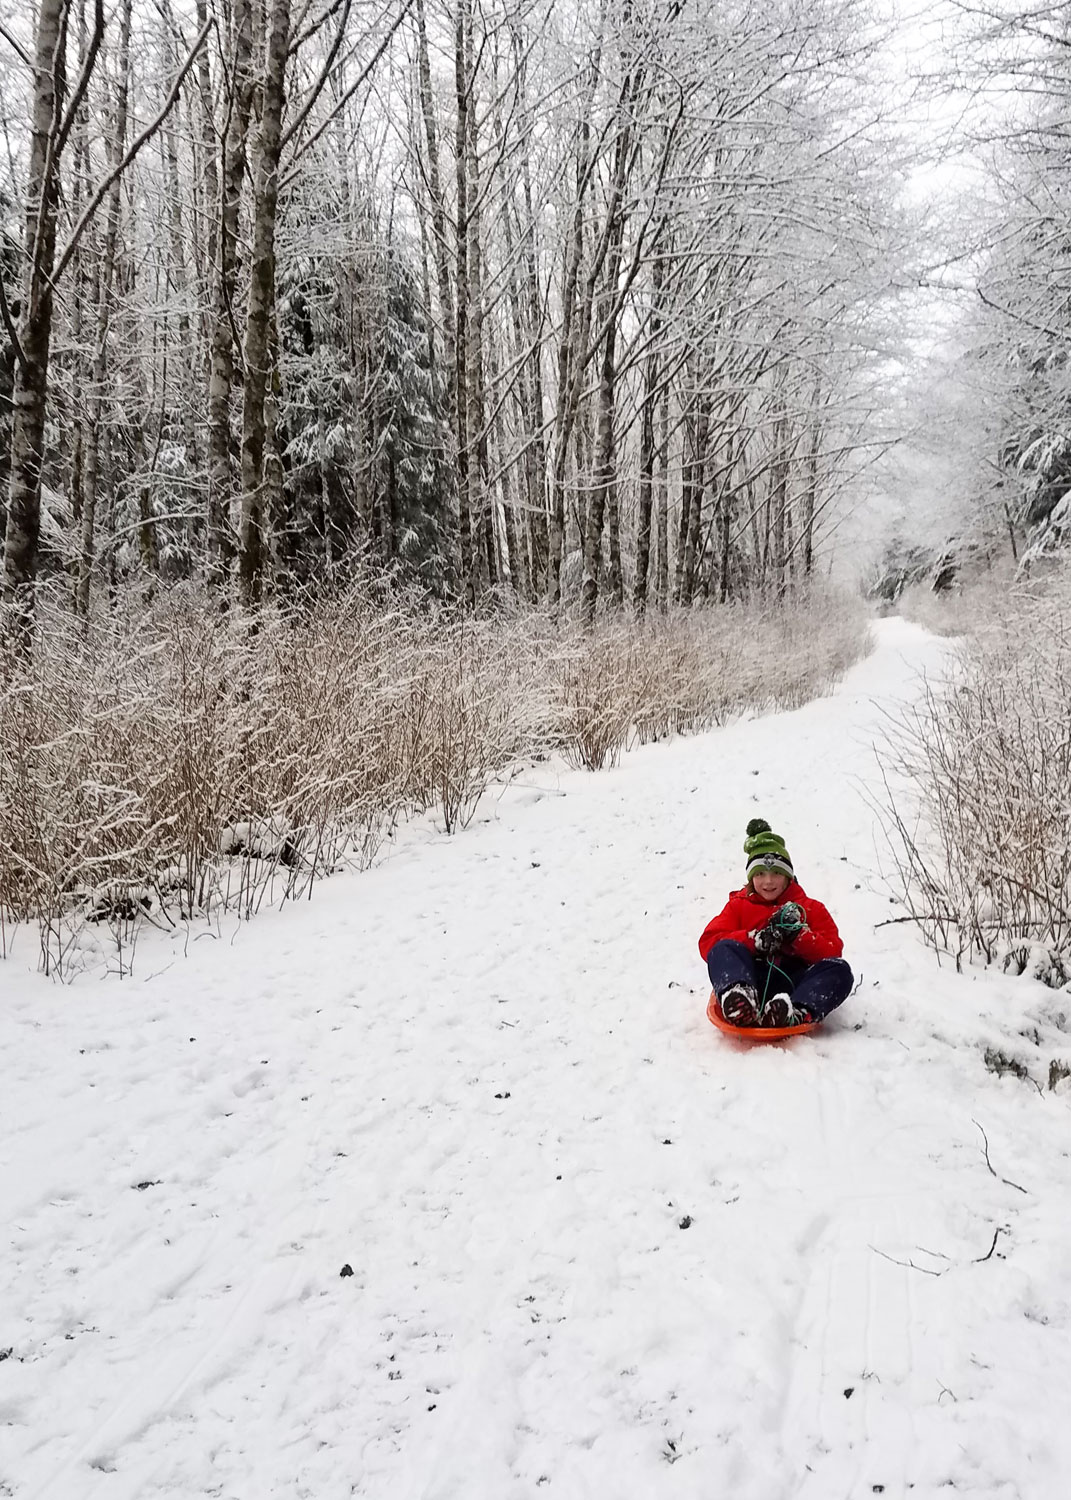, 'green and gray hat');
744,818,794,881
